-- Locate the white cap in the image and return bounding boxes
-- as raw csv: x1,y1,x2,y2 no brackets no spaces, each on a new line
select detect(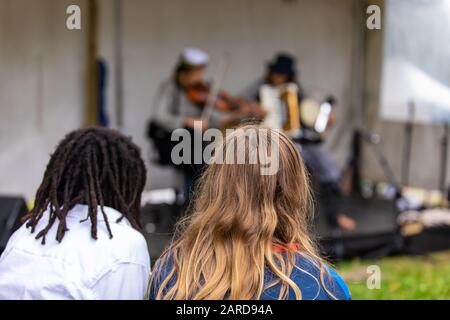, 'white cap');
180,47,209,66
